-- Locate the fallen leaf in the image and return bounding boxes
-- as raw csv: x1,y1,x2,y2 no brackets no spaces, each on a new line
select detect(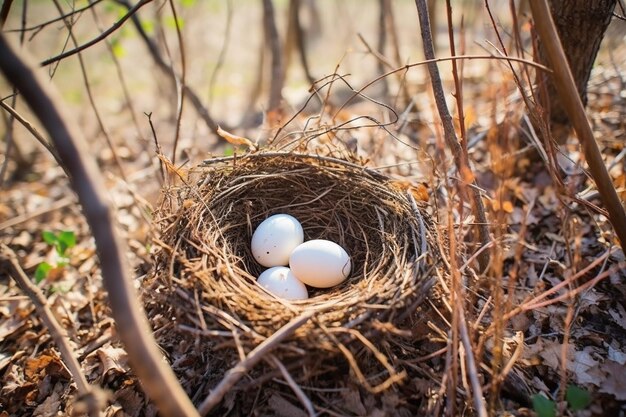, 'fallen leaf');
341,388,366,415
598,360,626,400
217,126,256,150
97,346,129,382
267,393,307,417
607,345,626,365
608,303,626,331
32,391,61,417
